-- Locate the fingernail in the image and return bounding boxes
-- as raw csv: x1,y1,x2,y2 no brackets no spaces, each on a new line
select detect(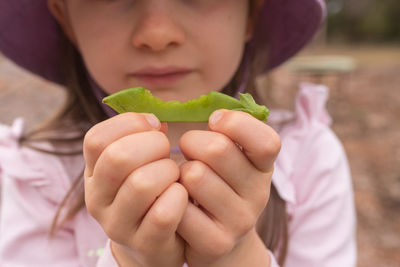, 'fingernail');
145,114,160,129
209,110,223,125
